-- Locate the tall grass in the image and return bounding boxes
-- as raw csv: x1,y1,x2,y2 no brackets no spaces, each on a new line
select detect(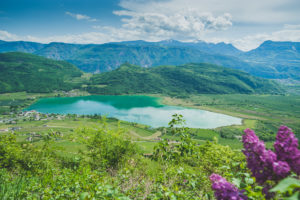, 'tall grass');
0,170,28,199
